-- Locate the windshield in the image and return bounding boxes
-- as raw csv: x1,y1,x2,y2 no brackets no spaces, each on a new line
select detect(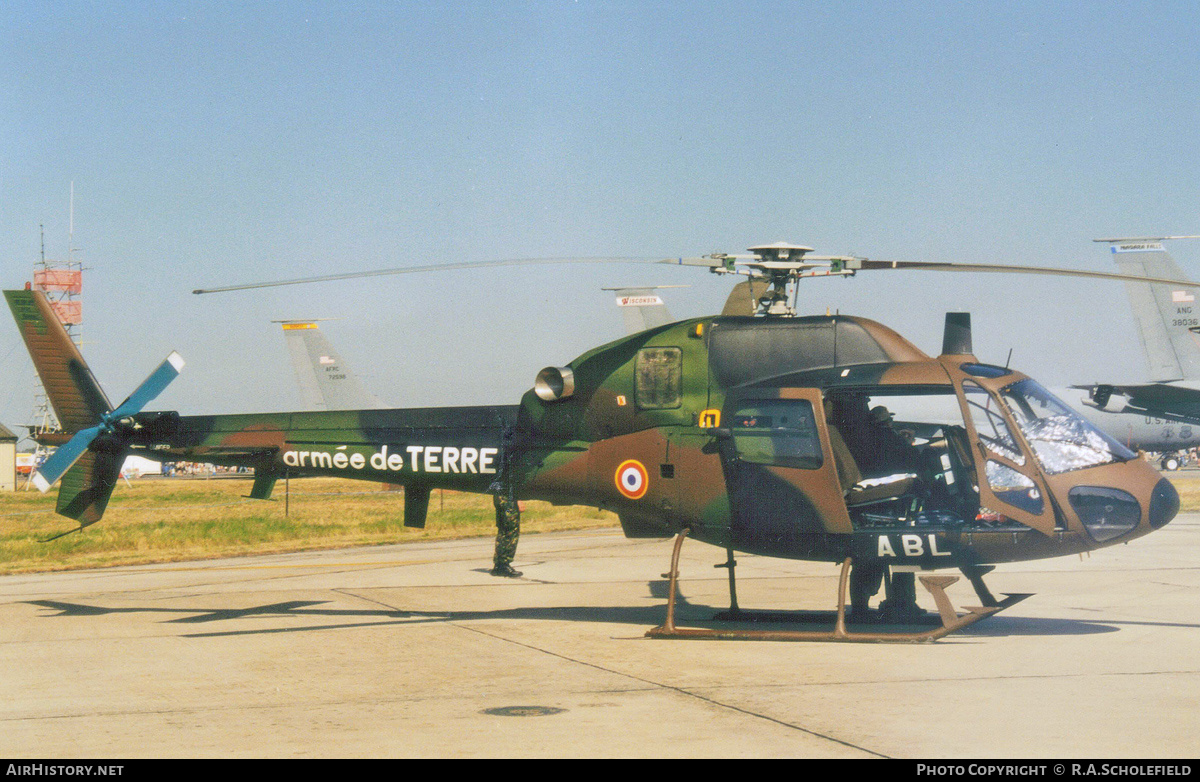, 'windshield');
998,379,1136,474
